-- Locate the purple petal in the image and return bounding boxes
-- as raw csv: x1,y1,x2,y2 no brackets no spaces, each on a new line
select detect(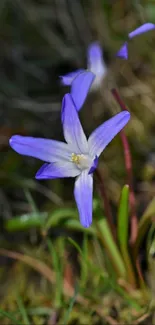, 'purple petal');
87,42,103,65
74,170,93,227
9,135,72,163
116,42,128,59
87,42,107,84
116,23,155,60
129,23,155,39
88,156,98,174
36,161,80,179
71,71,95,111
61,93,88,153
60,69,85,86
88,111,130,157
